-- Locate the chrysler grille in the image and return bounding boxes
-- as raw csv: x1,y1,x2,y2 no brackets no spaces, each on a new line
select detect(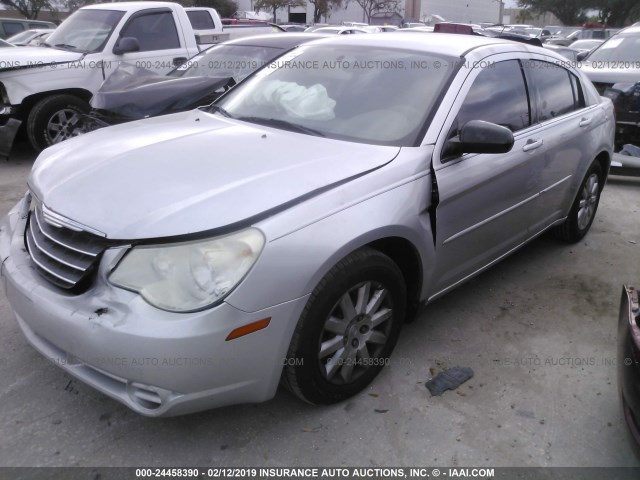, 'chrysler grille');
25,203,110,290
